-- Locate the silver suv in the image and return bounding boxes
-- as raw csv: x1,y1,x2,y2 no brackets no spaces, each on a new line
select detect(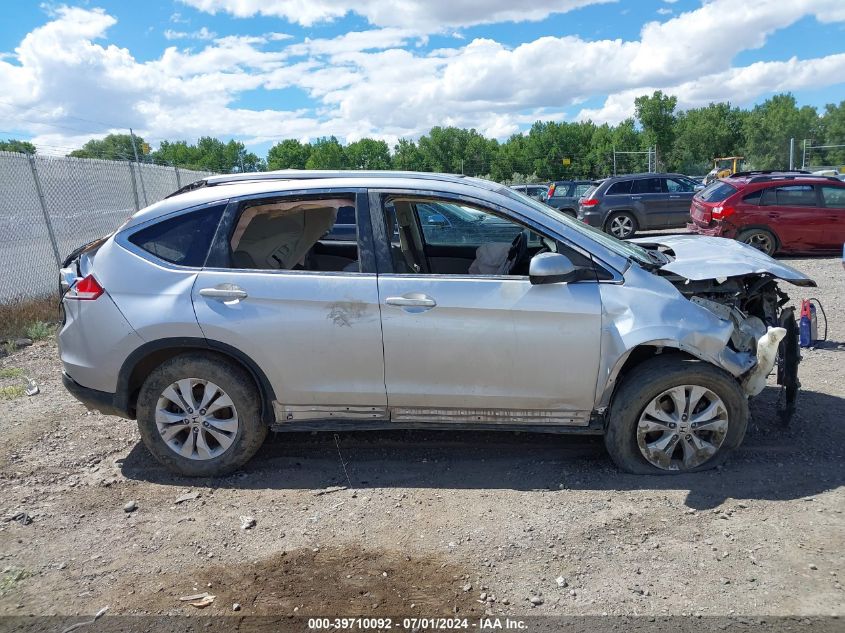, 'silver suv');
59,171,813,476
